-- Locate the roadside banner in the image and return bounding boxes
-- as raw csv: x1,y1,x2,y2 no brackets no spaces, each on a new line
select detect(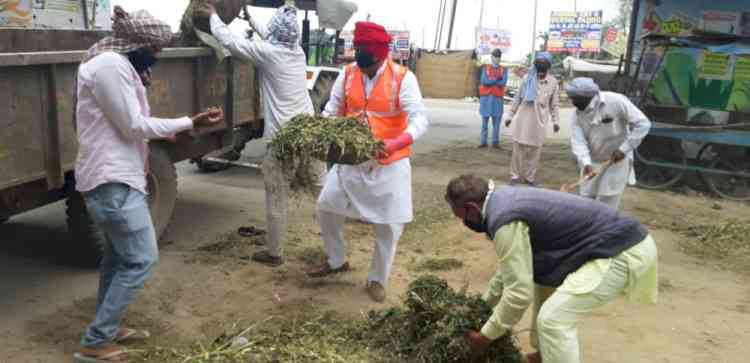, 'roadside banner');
548,10,603,53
